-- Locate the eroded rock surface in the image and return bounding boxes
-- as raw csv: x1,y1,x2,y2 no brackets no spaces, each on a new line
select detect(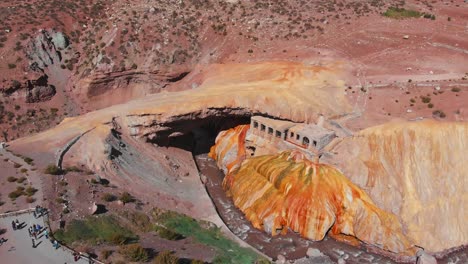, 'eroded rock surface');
334,120,468,254
209,125,417,257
